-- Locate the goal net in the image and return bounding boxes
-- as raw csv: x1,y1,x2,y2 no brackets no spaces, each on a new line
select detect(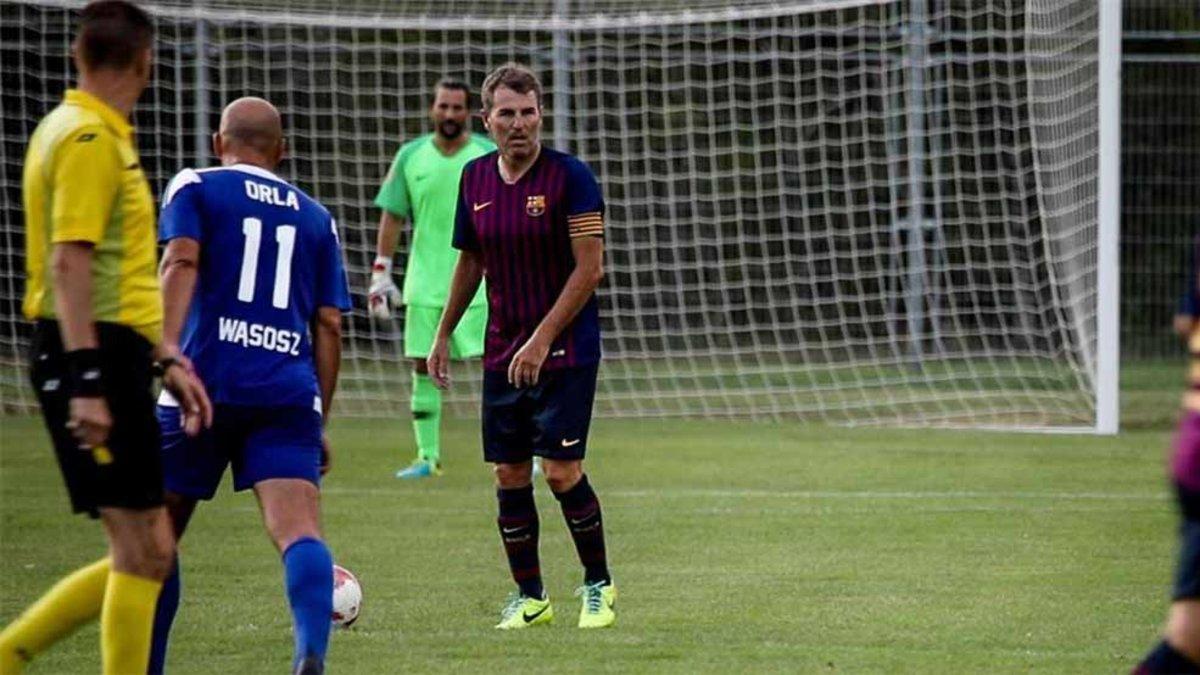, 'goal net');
0,0,1114,431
